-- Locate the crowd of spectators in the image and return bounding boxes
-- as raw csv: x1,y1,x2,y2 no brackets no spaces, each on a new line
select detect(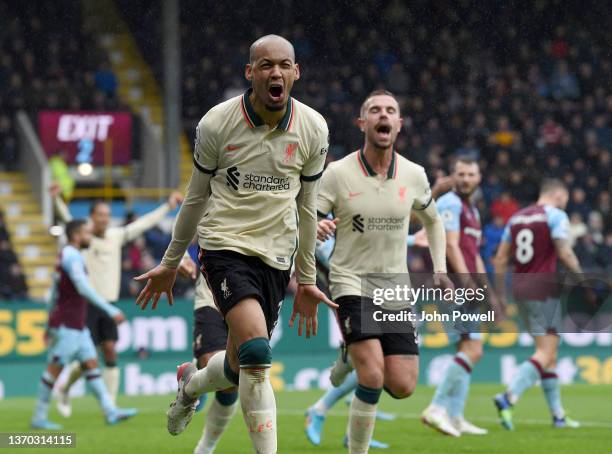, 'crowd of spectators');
0,1,121,170
0,210,28,300
2,1,610,300
123,0,610,273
